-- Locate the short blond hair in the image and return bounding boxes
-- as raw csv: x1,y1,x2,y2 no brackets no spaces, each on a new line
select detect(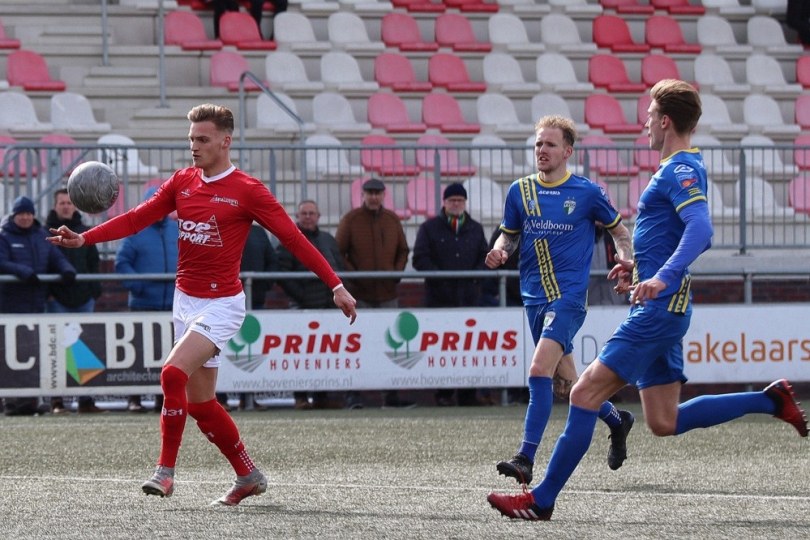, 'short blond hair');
534,115,577,147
